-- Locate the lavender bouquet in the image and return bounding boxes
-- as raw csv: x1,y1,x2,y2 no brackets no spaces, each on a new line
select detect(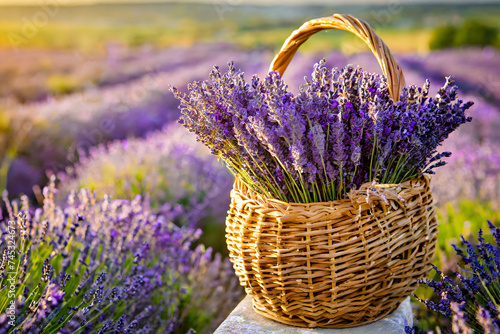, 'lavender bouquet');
171,60,473,203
